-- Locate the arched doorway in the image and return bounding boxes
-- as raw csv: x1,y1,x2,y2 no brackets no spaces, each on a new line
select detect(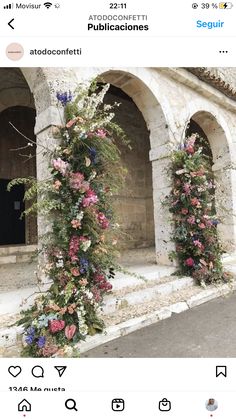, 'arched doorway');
0,68,37,251
186,112,234,253
104,85,155,251
0,106,37,245
96,70,173,264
